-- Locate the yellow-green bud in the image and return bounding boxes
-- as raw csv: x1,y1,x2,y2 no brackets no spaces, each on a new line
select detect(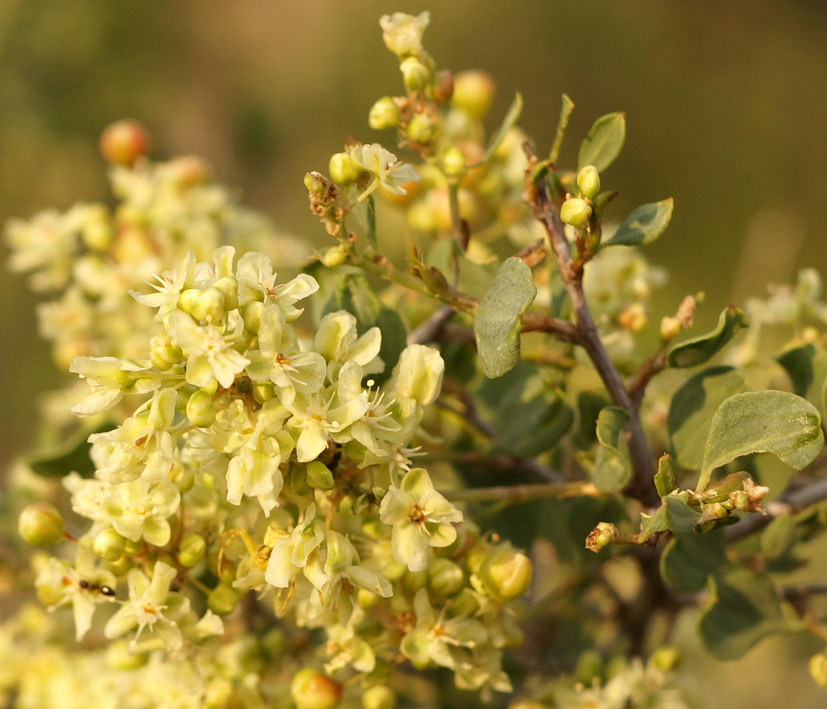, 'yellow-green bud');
329,152,360,185
576,165,601,200
810,652,827,687
291,668,343,709
19,502,65,546
262,628,287,659
441,147,466,179
207,583,240,616
465,542,489,576
560,197,592,228
363,686,396,709
92,528,126,561
399,57,430,91
149,334,182,371
480,548,532,601
508,702,546,709
252,381,276,404
306,461,334,490
428,557,464,596
241,300,264,333
187,390,216,428
189,287,225,323
81,213,114,251
369,97,401,130
452,70,495,119
322,246,348,268
450,588,480,617
288,464,311,496
304,172,324,193
169,462,195,492
650,645,681,673
660,315,682,341
105,639,148,671
204,678,234,708
178,533,206,567
402,569,428,594
356,588,380,608
406,114,434,144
